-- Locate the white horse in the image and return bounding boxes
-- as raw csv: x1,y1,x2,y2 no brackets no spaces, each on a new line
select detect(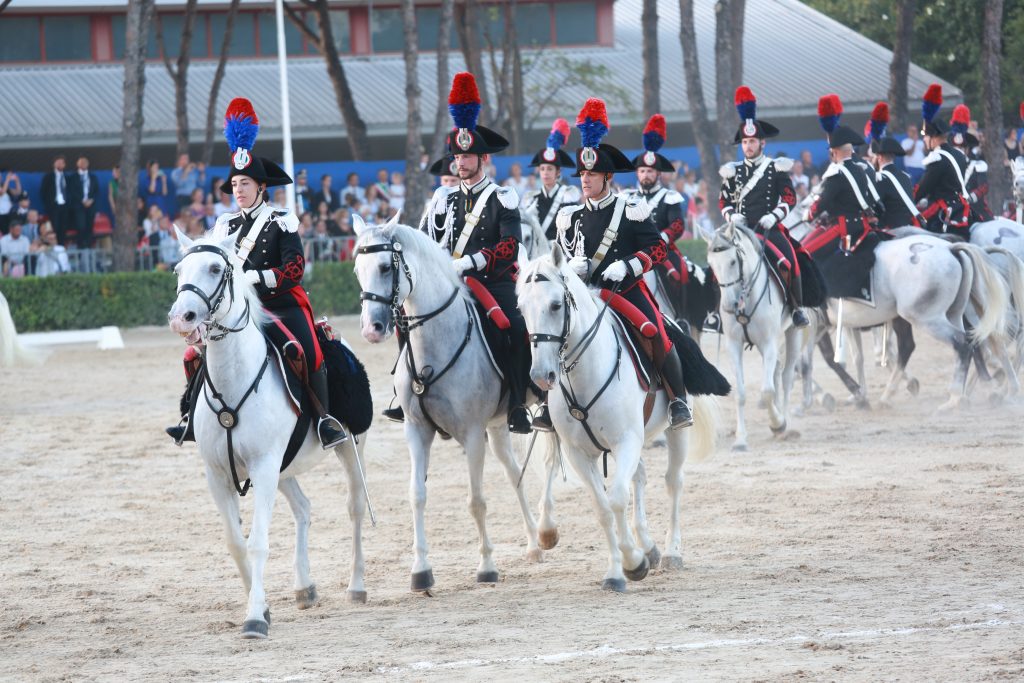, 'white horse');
1012,156,1024,224
0,291,45,367
705,222,803,451
517,247,718,590
167,231,369,639
352,216,543,593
